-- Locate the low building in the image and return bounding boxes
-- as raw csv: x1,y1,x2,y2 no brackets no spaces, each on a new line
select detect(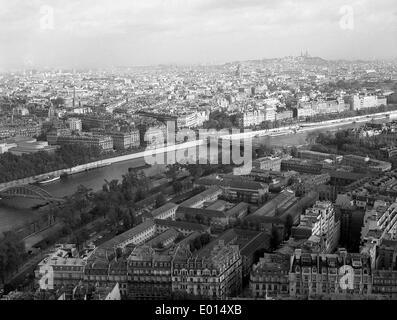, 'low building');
298,150,342,163
342,155,391,173
179,187,223,208
155,219,210,236
145,229,180,249
144,203,178,221
100,220,157,253
252,156,282,171
196,177,268,204
252,189,297,218
281,159,323,174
